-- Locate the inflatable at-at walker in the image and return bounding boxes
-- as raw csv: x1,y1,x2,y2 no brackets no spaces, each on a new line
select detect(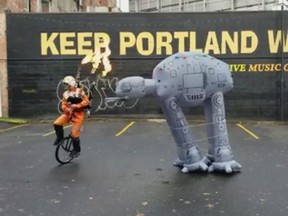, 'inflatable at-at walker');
109,52,241,174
